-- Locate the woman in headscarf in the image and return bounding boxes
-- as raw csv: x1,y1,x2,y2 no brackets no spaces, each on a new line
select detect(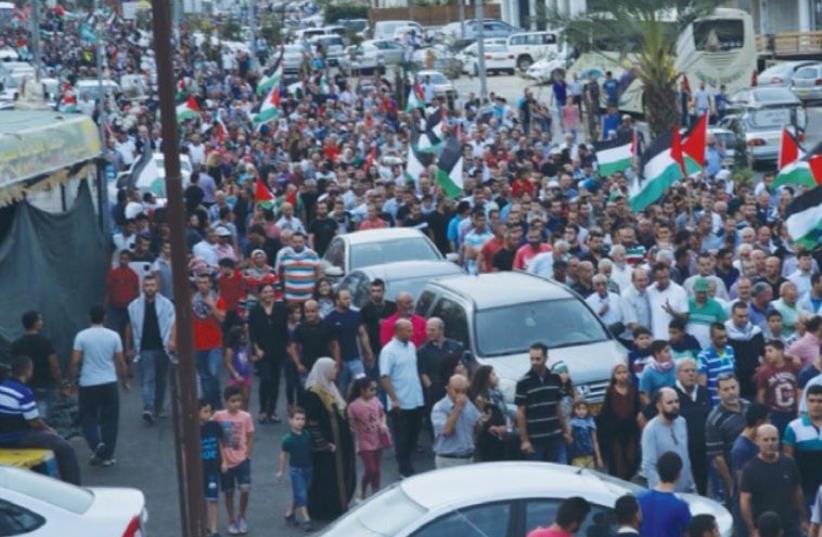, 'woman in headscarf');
299,357,356,520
